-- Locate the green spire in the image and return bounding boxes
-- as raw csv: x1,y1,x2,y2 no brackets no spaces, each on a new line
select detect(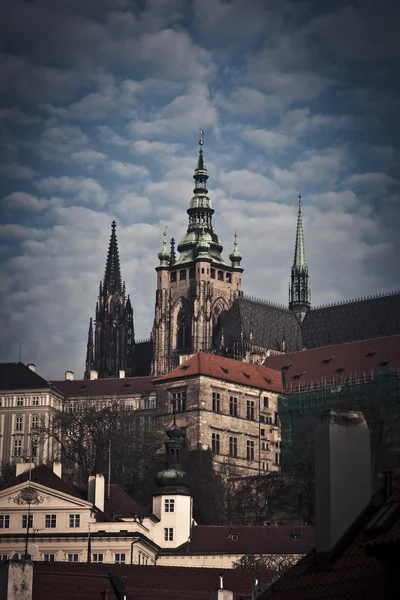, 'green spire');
229,231,243,269
158,227,170,267
293,194,307,270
